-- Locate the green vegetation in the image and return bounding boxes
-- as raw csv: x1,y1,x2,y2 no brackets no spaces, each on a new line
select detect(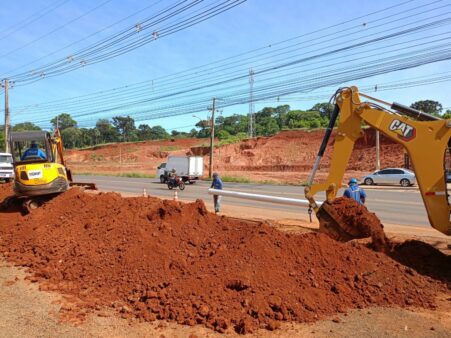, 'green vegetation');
76,172,155,178
159,145,181,152
220,175,251,183
3,98,449,152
